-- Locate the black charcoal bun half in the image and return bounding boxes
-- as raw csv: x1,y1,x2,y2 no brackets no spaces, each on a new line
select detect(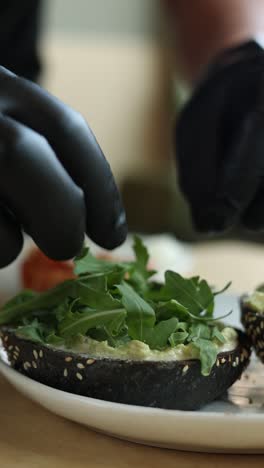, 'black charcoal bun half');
241,299,264,362
0,327,251,410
